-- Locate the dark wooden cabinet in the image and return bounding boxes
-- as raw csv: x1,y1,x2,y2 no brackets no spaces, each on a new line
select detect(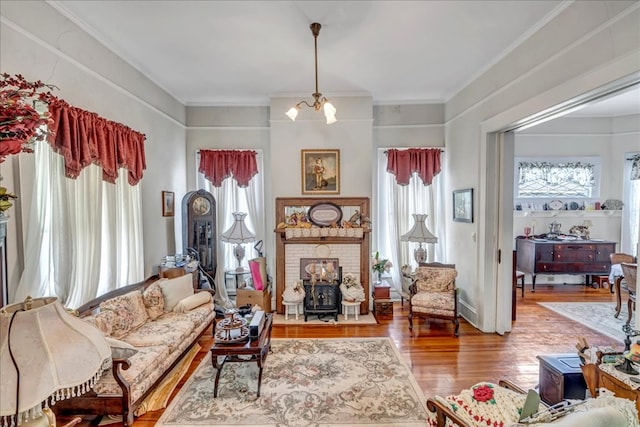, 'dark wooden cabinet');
516,239,616,290
182,190,217,280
